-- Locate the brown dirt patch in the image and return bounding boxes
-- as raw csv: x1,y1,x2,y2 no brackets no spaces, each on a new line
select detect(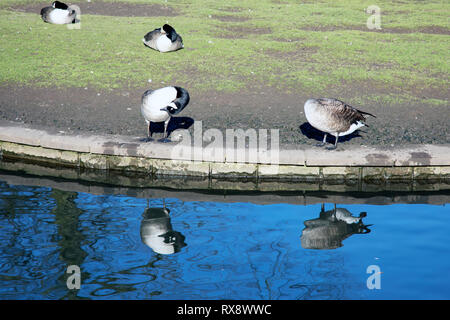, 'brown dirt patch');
299,24,450,35
5,1,178,17
1,83,448,148
388,26,450,35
